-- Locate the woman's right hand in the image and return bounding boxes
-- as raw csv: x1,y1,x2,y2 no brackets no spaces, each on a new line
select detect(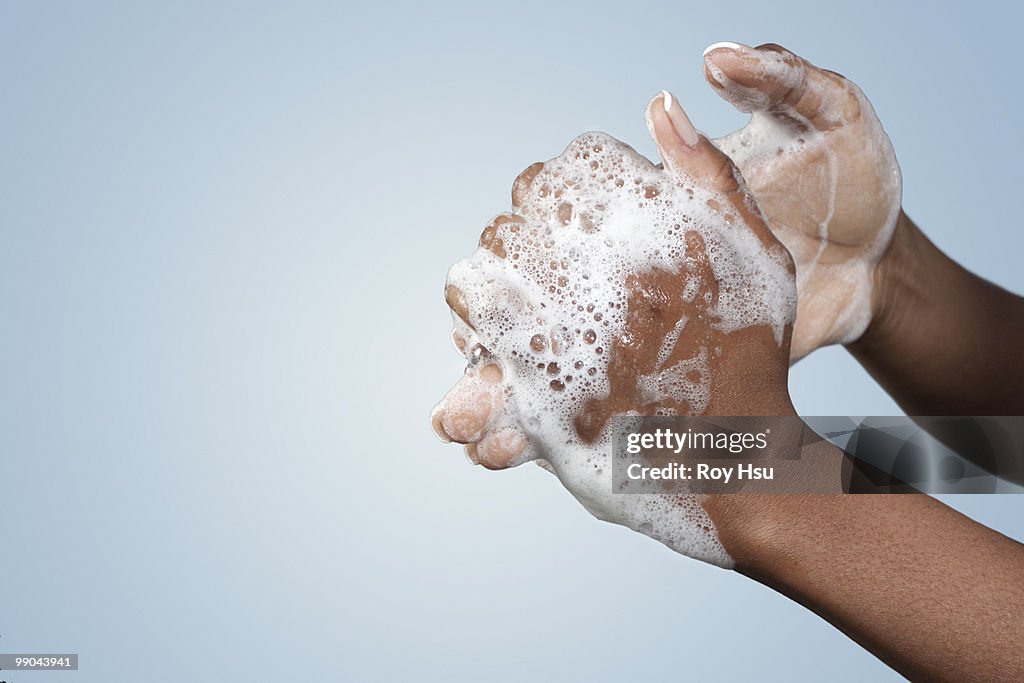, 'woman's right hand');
703,42,902,361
